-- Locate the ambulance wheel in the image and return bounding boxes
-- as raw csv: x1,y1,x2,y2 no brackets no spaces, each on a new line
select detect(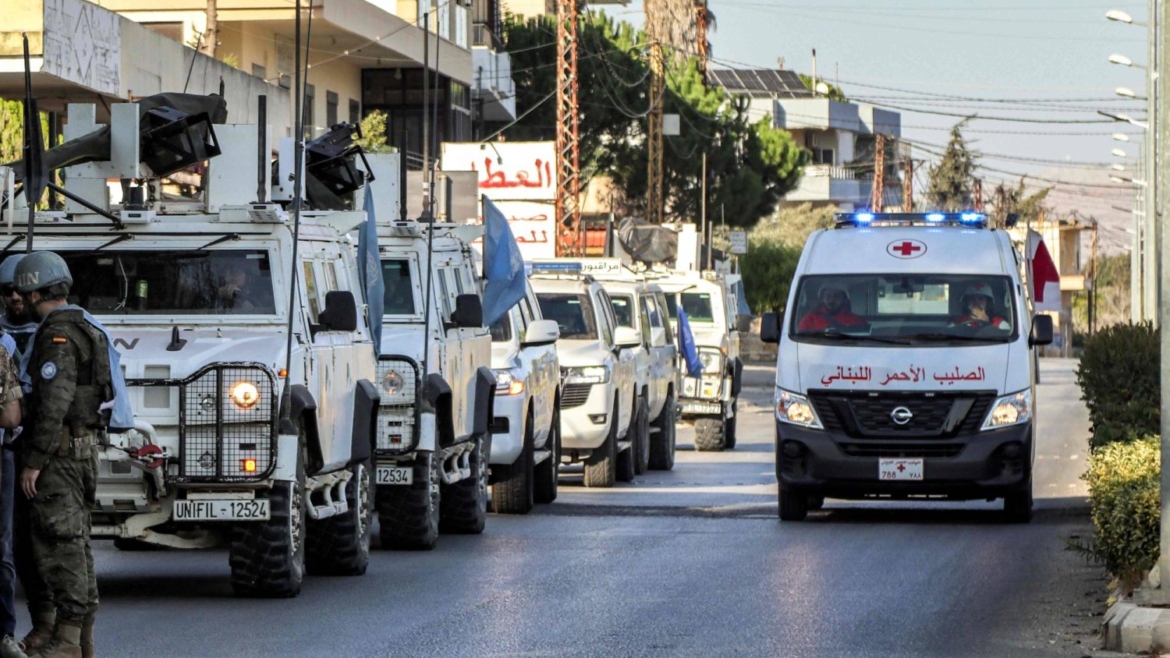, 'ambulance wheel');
694,416,725,452
376,452,440,550
1003,481,1033,524
648,392,677,471
440,437,488,534
306,459,372,576
778,483,809,522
